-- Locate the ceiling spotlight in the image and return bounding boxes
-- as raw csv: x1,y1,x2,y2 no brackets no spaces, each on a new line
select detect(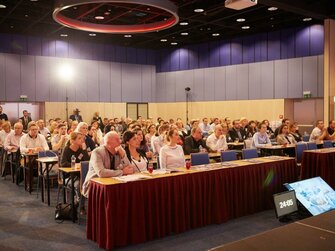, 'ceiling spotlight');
236,18,245,22
268,7,278,11
10,25,14,28
60,34,68,37
0,4,6,8
25,14,29,18
95,16,104,20
303,17,312,22
171,42,178,45
124,34,132,38
212,33,220,37
241,26,250,30
181,32,188,36
104,11,110,15
30,0,38,2
160,39,167,42
89,33,96,36
179,22,189,26
194,8,204,13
